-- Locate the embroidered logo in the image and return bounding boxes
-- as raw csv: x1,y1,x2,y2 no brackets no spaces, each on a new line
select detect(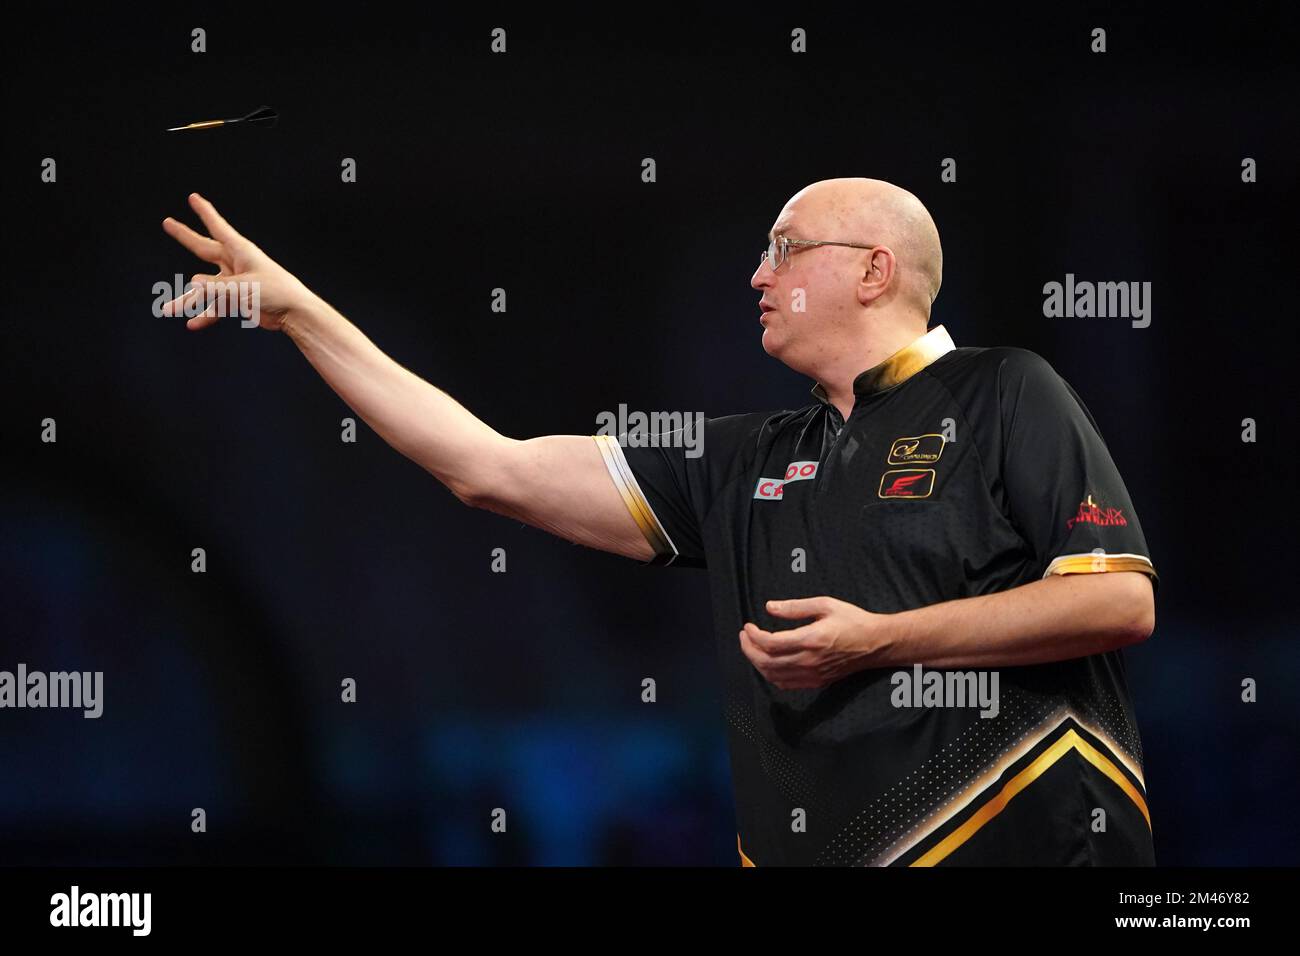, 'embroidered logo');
878,469,936,499
887,434,945,464
1066,494,1128,530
